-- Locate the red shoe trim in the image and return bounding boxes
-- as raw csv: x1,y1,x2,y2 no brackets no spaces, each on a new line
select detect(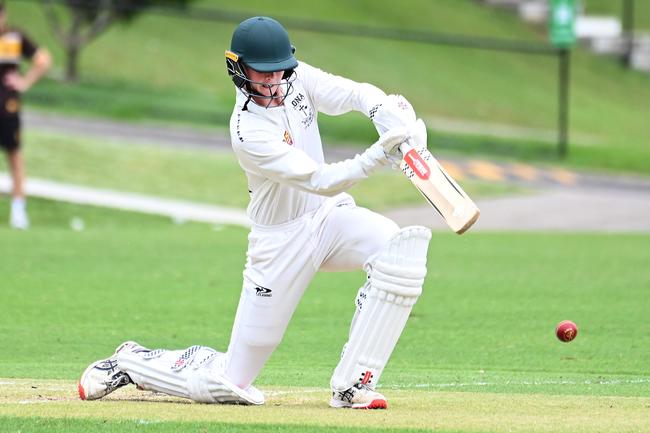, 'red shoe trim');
78,383,86,400
354,399,387,410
